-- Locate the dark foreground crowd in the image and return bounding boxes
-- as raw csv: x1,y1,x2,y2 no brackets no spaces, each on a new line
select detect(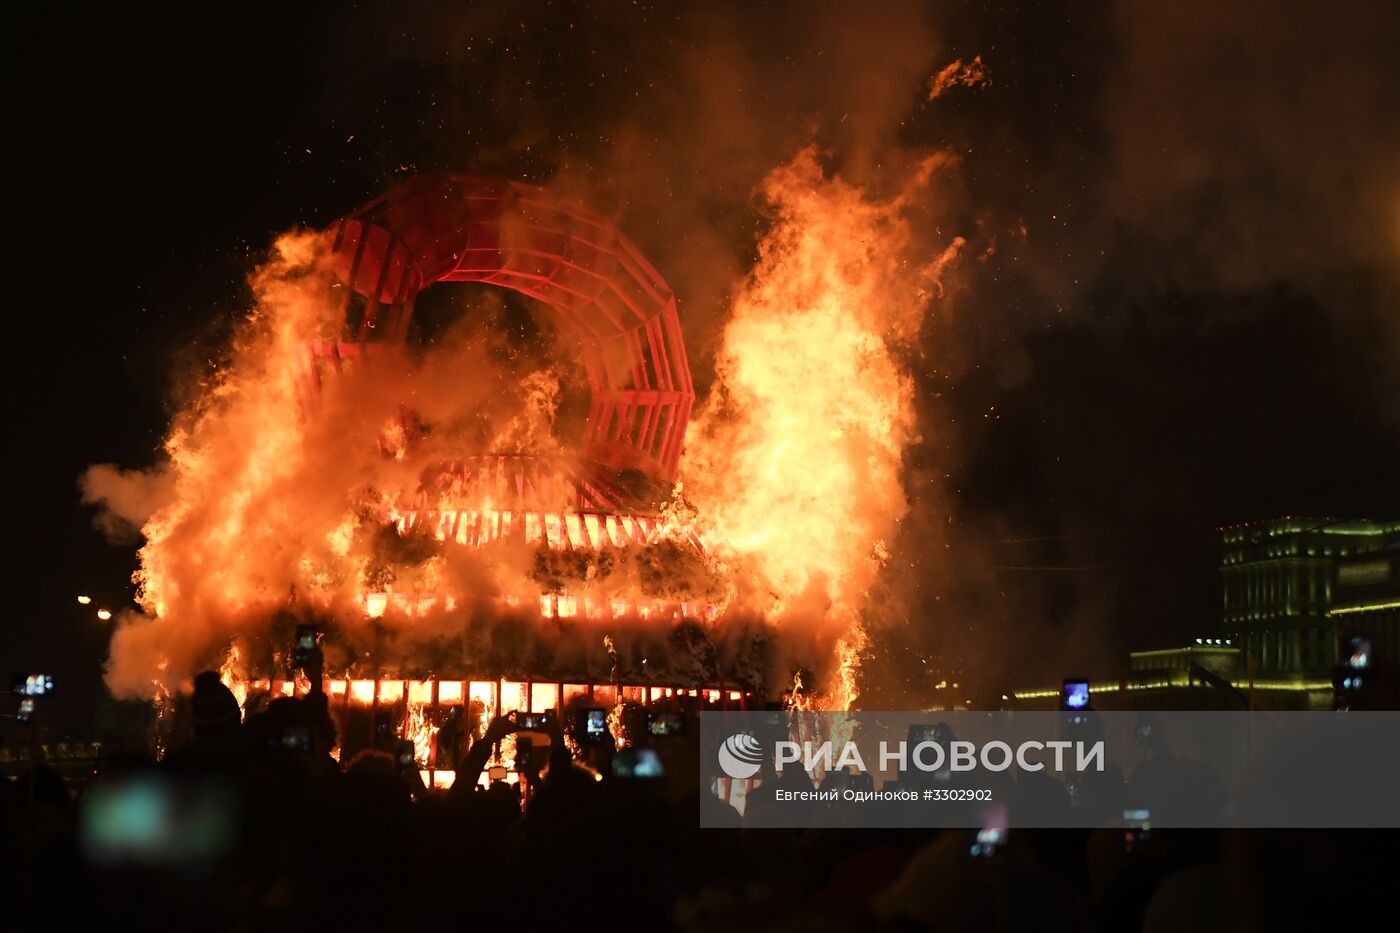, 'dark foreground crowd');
2,673,1389,932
